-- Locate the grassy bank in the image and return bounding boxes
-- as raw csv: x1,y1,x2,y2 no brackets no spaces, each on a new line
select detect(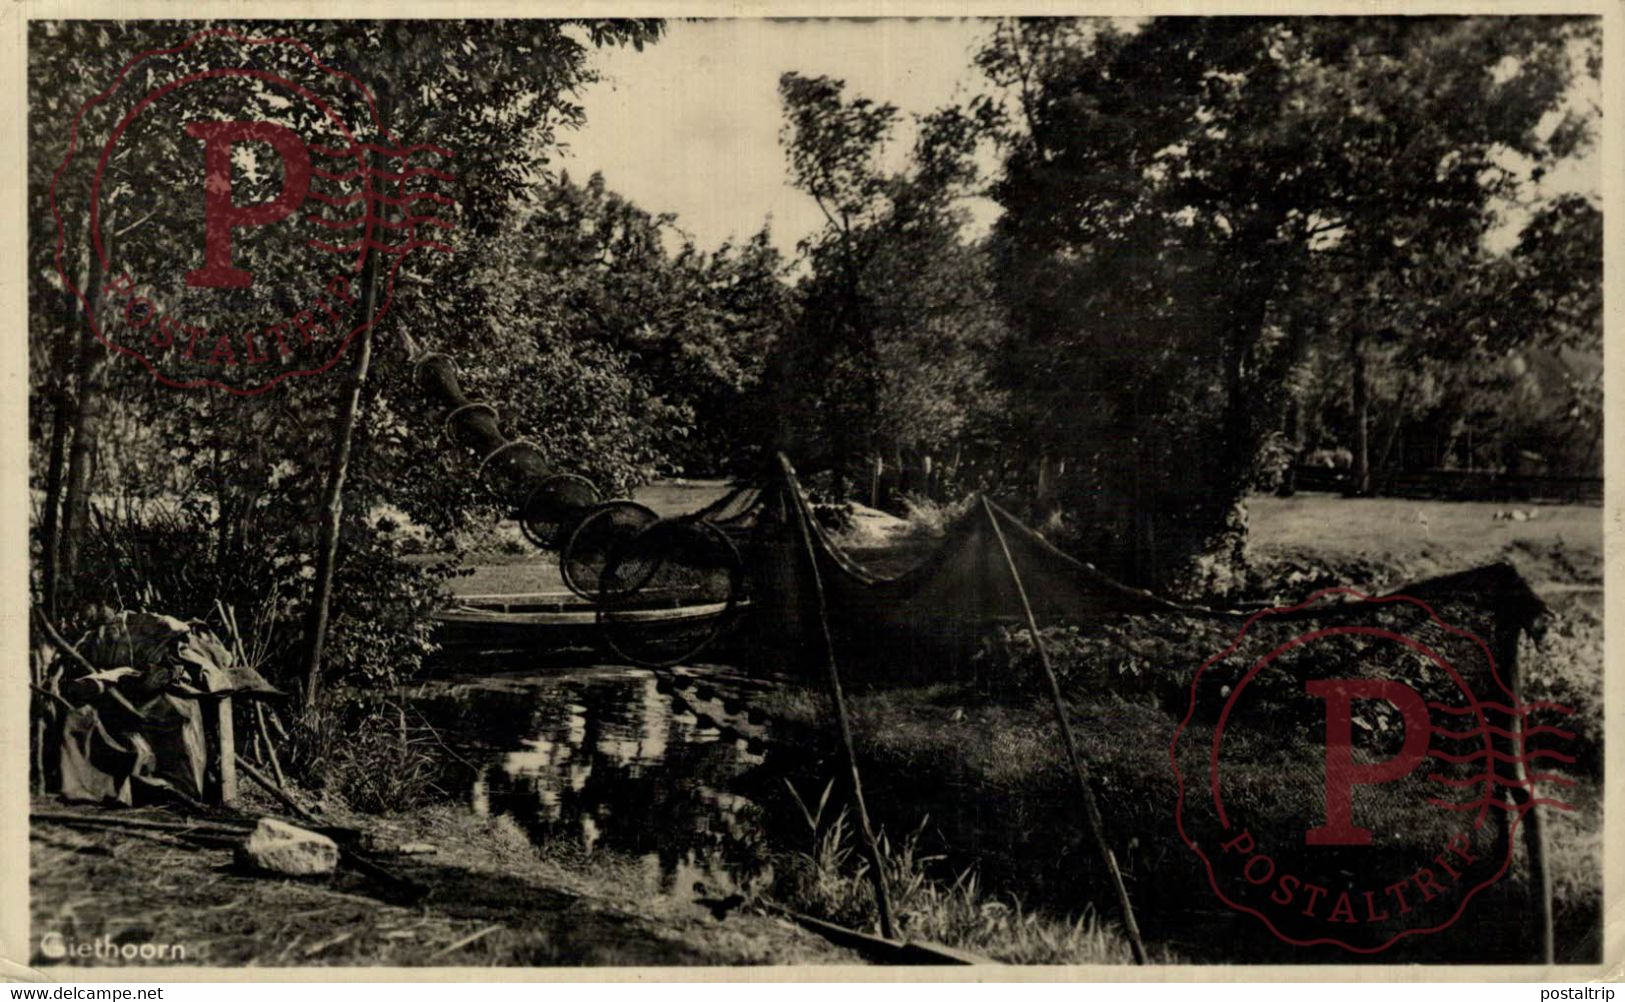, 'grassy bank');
750,664,1603,965
766,776,1152,964
29,792,857,968
1245,494,1601,584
